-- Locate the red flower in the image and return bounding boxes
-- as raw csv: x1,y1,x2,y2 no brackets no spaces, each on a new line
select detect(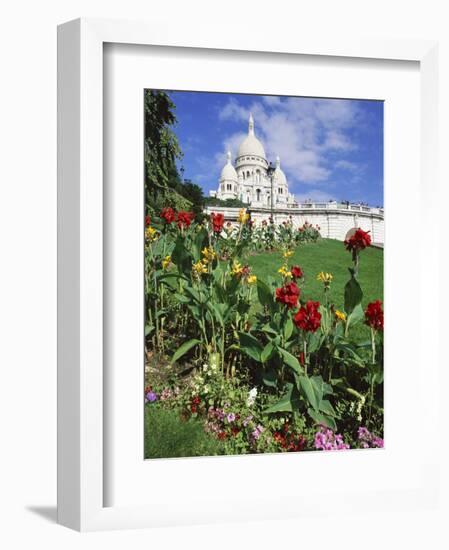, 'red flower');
210,212,225,233
231,426,240,437
294,300,322,332
291,265,303,280
344,228,372,253
217,431,227,441
273,431,287,447
177,210,194,229
287,435,306,452
364,300,384,331
145,215,151,226
275,281,300,309
160,207,176,224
